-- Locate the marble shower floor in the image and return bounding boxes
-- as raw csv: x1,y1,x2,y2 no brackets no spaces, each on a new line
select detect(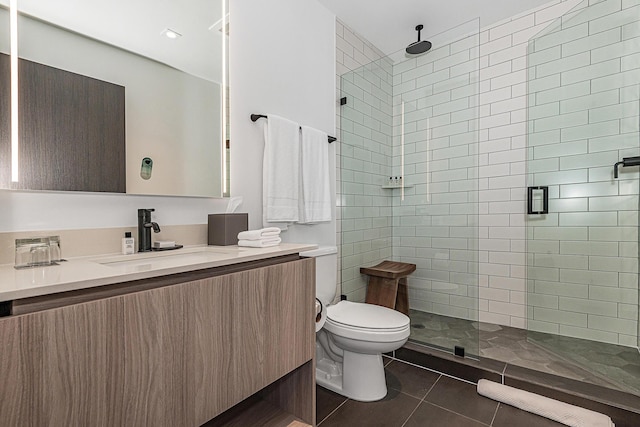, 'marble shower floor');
408,310,640,397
